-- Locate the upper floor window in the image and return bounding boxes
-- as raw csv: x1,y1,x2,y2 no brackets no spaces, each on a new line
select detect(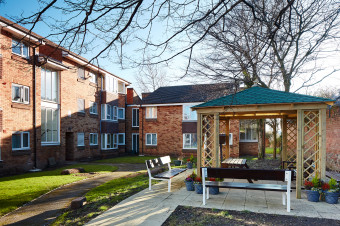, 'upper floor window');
132,108,139,127
12,39,29,58
89,101,98,114
183,104,197,121
101,104,117,121
118,81,125,94
77,99,85,113
12,131,29,150
118,108,125,119
240,120,258,142
146,107,157,119
105,75,115,93
12,84,29,104
78,67,85,79
41,68,58,103
89,72,97,84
